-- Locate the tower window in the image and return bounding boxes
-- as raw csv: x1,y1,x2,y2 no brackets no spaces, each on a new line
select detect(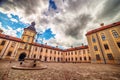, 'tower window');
117,42,120,48
107,54,114,60
112,30,119,38
104,44,109,50
27,36,30,42
94,46,98,51
1,41,6,45
92,36,96,43
96,54,101,60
